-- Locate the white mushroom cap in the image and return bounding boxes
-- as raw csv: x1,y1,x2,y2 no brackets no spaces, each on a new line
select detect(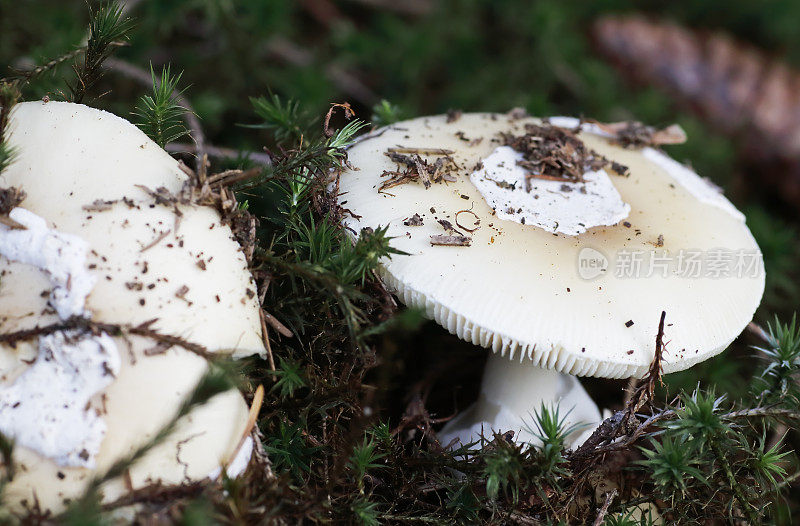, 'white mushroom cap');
3,343,251,514
340,113,764,378
2,101,186,211
2,101,264,357
0,101,264,514
0,202,264,357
